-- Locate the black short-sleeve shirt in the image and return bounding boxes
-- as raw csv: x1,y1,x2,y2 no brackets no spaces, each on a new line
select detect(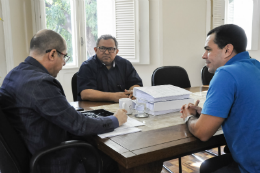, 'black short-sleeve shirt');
77,55,143,100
